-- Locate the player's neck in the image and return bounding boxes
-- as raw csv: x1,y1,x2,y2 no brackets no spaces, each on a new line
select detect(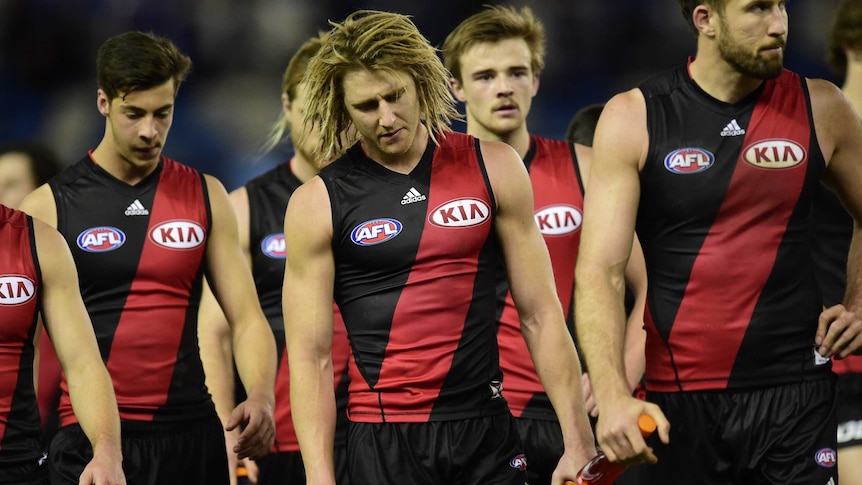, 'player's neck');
290,155,319,184
361,124,429,175
842,61,862,120
689,52,764,104
468,124,531,160
91,140,160,186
